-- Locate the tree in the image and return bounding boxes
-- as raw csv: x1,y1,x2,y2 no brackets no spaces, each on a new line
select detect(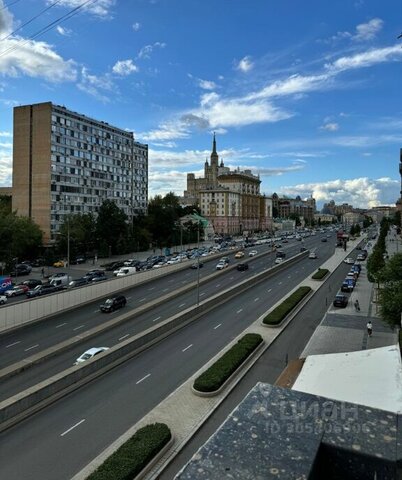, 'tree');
57,213,97,258
378,253,402,326
96,200,128,255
